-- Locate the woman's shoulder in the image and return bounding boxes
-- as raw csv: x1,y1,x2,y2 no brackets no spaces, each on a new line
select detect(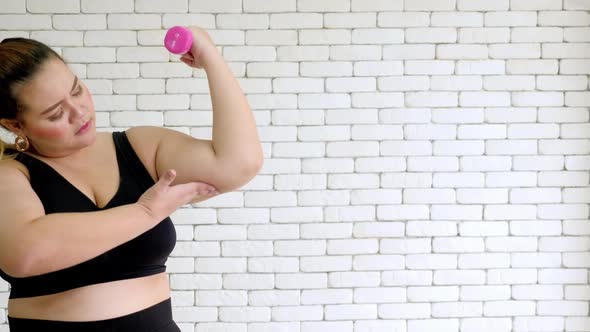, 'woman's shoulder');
0,156,30,181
